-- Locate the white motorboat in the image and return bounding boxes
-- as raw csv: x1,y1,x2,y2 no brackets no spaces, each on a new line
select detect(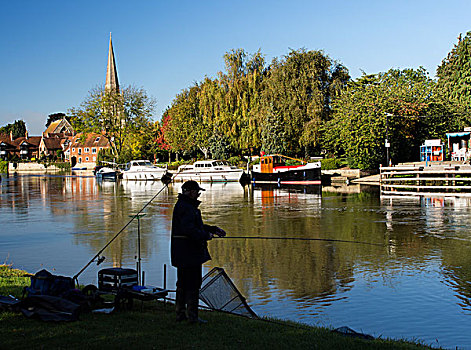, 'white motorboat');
95,166,118,182
121,160,167,181
174,160,245,182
